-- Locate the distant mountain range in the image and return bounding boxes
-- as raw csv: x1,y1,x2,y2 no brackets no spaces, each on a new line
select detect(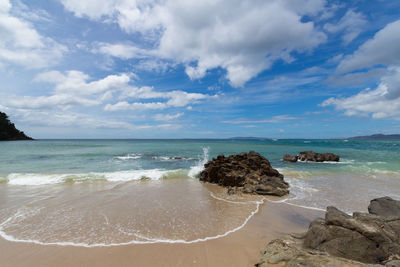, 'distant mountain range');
229,134,400,141
348,134,400,141
0,111,33,141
